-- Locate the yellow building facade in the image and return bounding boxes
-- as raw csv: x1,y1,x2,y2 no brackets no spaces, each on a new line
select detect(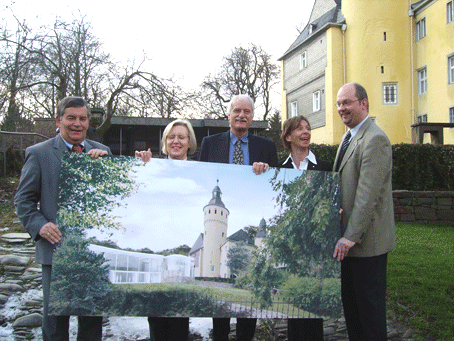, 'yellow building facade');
280,0,454,145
